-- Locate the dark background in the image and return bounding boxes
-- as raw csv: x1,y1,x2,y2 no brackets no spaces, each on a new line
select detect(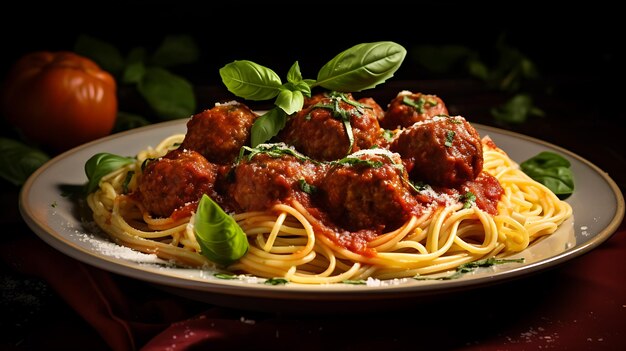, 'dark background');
1,2,625,349
1,2,622,93
2,1,623,185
